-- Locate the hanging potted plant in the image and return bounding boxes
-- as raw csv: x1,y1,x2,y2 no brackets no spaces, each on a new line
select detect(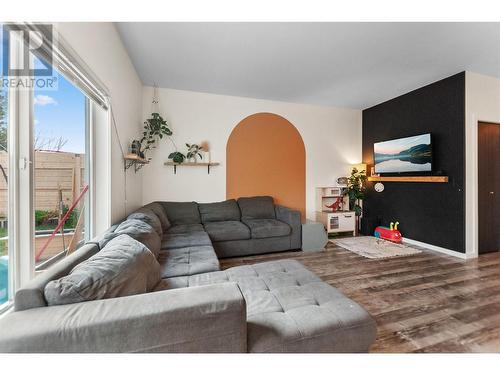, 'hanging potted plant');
139,112,172,159
347,167,367,236
130,112,173,161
